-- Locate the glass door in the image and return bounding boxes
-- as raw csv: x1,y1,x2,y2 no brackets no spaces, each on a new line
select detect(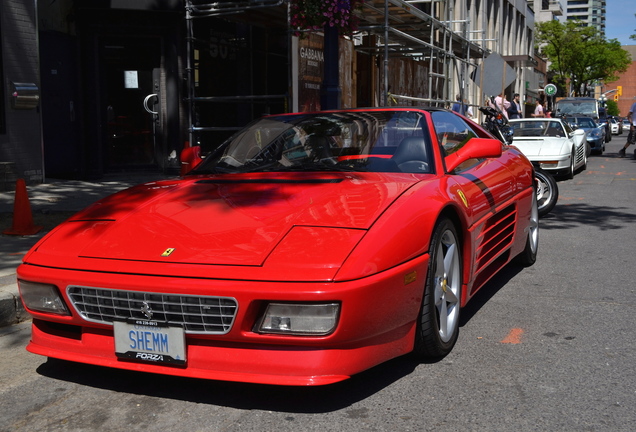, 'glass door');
102,37,162,169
